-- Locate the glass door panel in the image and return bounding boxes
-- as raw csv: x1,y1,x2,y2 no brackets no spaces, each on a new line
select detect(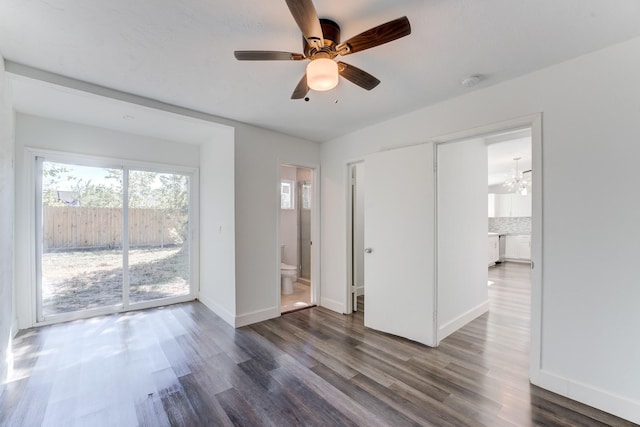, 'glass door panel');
299,181,312,280
128,170,190,304
40,160,123,318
